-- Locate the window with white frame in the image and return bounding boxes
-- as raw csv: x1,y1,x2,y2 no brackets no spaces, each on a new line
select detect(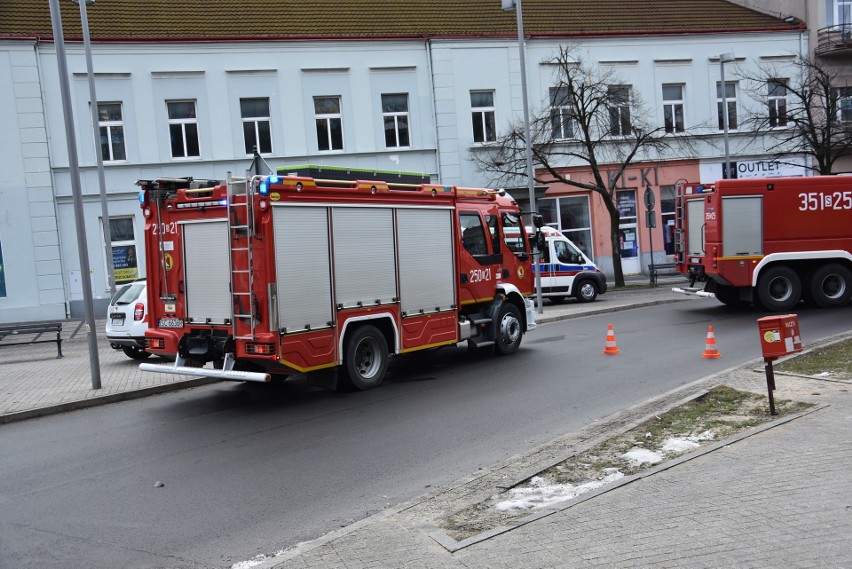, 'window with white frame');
97,102,126,161
833,0,852,25
768,79,788,128
662,84,684,133
470,90,496,143
607,85,631,136
167,100,200,158
381,93,410,148
716,81,738,130
549,86,574,139
240,97,272,155
107,217,139,285
314,96,343,151
835,87,852,123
